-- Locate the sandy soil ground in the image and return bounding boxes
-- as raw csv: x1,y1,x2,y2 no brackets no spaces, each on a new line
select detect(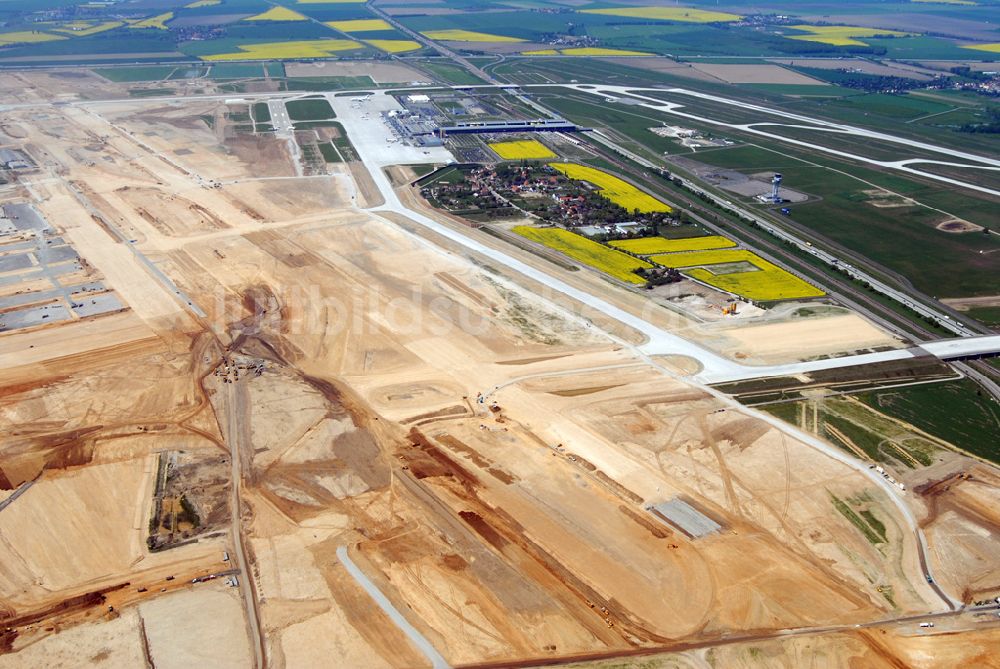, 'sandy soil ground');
917,463,1000,604
770,57,940,81
944,295,1000,310
563,623,1000,668
696,312,904,364
0,583,250,668
600,57,724,83
690,63,827,85
0,79,996,668
140,586,252,668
